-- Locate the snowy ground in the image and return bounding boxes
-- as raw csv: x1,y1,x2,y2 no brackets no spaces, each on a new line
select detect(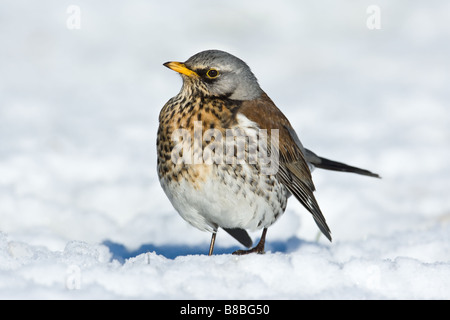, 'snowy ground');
1,1,449,299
